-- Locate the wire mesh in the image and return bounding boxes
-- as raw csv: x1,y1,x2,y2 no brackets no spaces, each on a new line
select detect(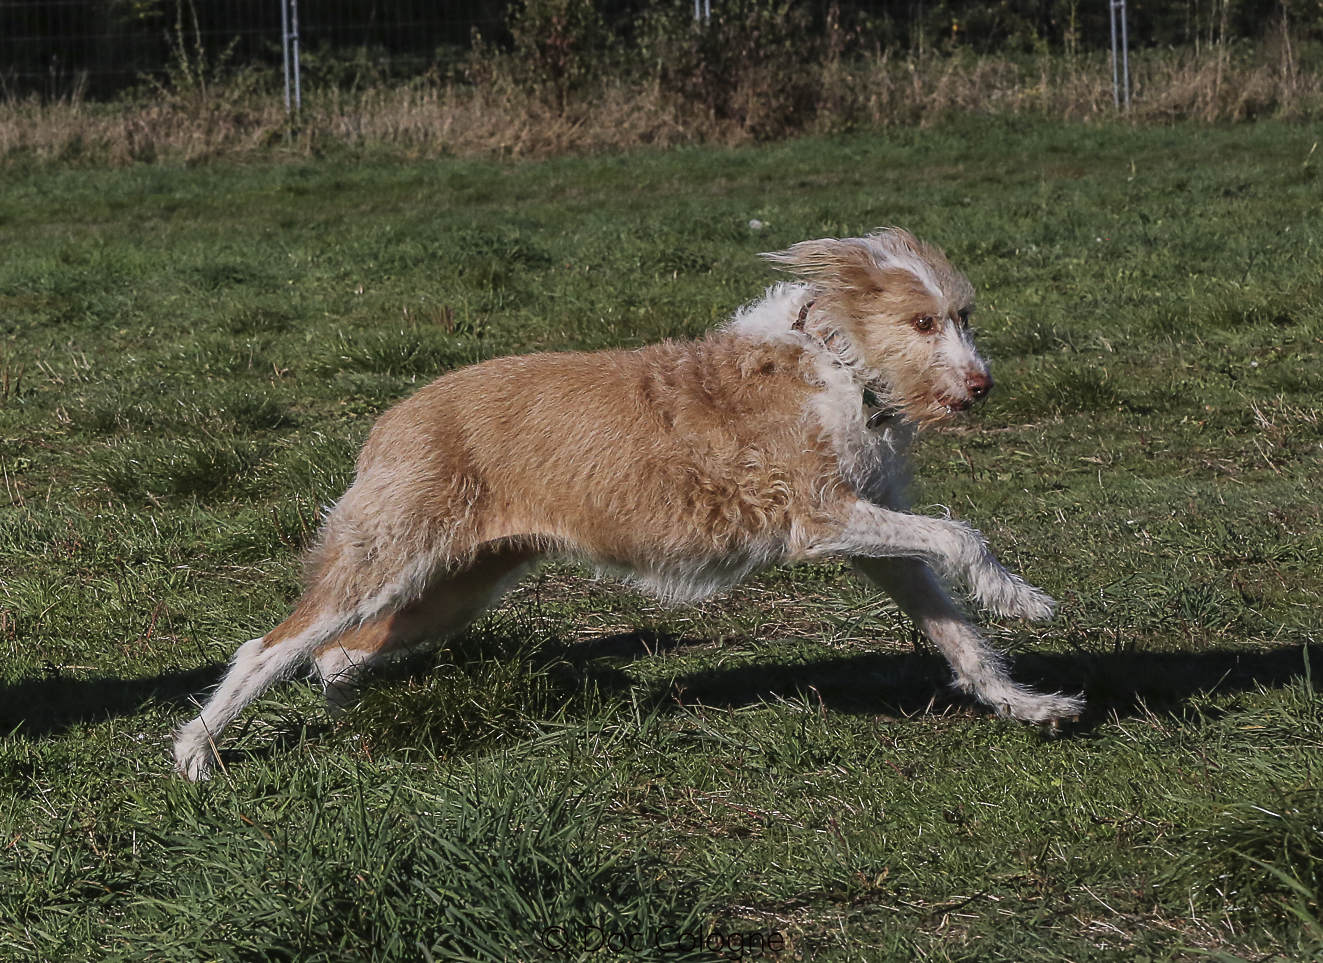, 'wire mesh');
0,0,504,99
